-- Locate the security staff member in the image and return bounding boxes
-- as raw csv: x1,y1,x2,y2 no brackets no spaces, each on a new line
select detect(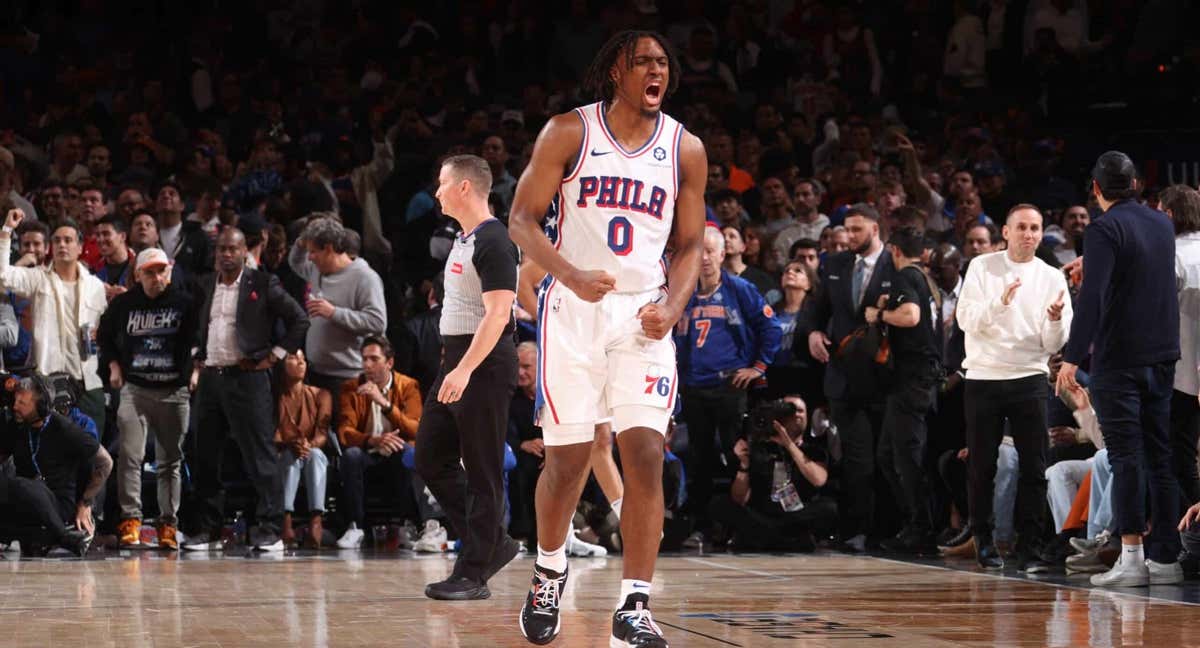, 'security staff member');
864,226,941,554
415,154,520,601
